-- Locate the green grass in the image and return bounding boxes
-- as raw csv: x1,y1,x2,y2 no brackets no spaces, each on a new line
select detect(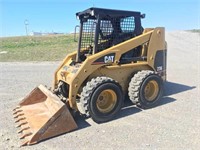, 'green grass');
0,34,78,62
